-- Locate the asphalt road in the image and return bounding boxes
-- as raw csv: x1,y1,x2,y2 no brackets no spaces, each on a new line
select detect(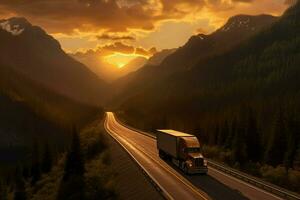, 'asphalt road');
104,112,282,200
